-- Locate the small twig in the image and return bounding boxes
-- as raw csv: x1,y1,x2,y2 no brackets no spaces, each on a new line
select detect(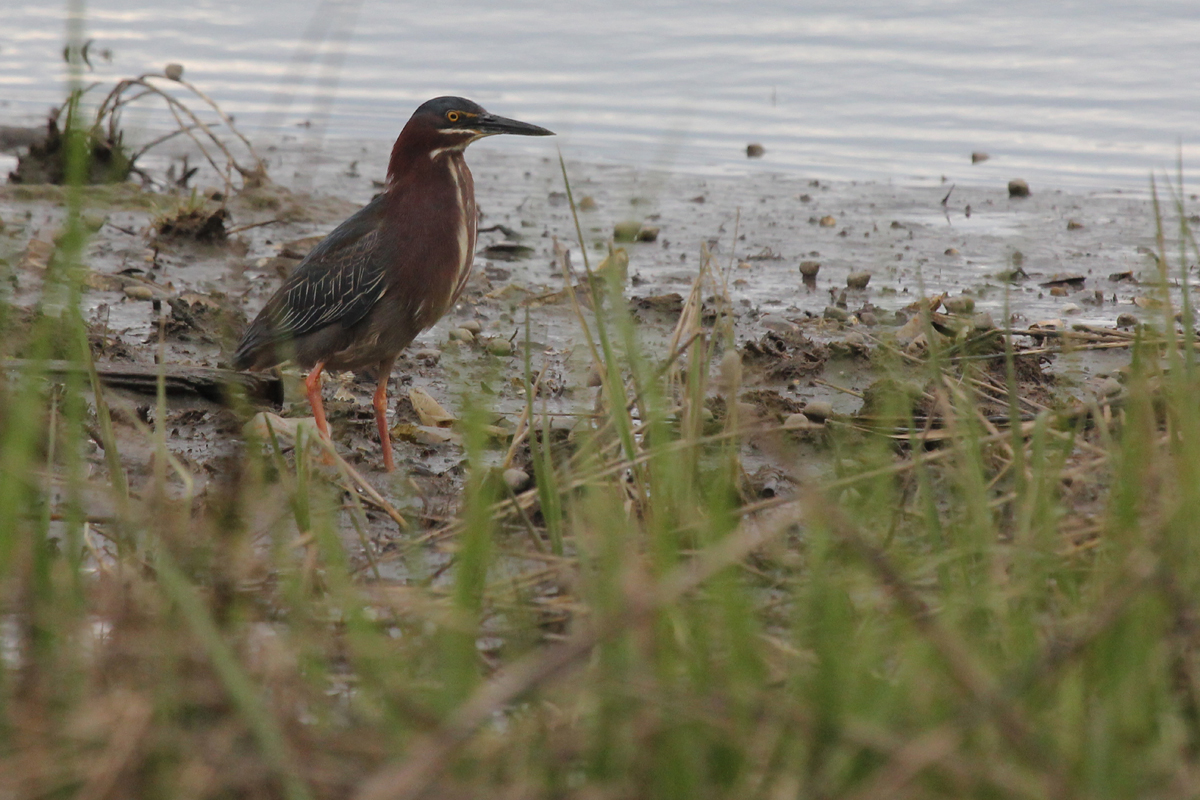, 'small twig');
227,218,284,235
130,121,211,162
503,482,547,555
501,360,549,469
812,378,864,399
95,74,266,192
315,436,410,531
103,221,140,236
